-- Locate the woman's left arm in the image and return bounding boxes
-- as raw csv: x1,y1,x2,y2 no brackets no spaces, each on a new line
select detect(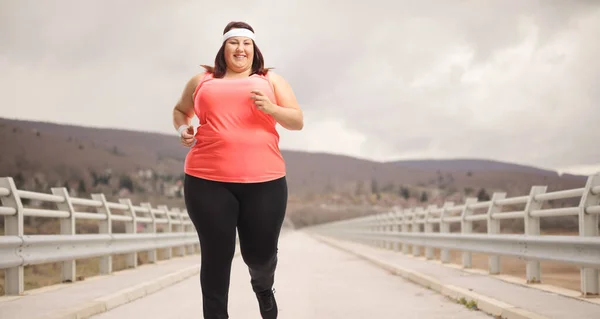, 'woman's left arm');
253,72,304,130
